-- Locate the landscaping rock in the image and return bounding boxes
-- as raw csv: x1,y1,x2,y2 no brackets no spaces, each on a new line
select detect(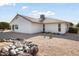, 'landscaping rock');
0,38,39,56
30,45,39,56
9,48,17,56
